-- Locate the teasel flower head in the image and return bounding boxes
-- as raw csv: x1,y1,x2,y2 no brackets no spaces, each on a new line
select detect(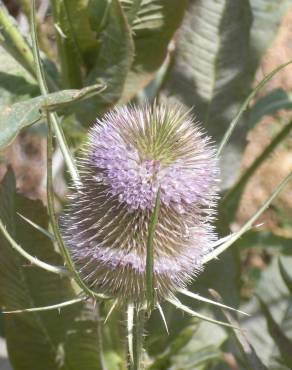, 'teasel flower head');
61,103,219,304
